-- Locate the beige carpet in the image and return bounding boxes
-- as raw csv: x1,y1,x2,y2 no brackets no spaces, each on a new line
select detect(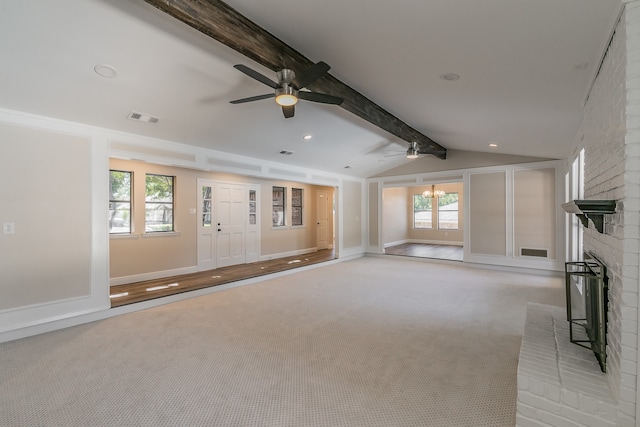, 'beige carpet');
0,256,563,426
